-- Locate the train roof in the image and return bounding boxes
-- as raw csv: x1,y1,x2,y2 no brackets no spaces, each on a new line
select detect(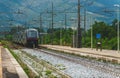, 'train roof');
25,28,38,31
13,28,38,35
